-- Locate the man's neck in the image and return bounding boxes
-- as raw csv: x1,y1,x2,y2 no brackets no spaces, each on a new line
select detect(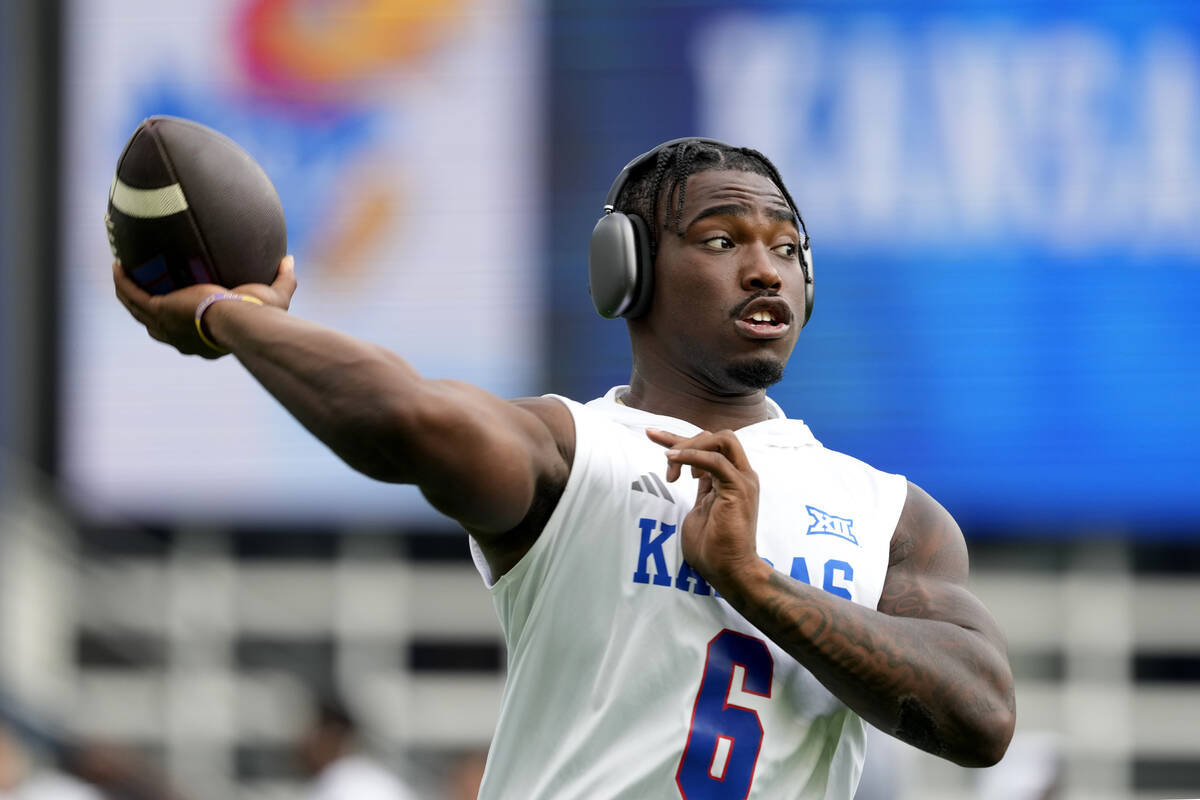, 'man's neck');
622,371,776,432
